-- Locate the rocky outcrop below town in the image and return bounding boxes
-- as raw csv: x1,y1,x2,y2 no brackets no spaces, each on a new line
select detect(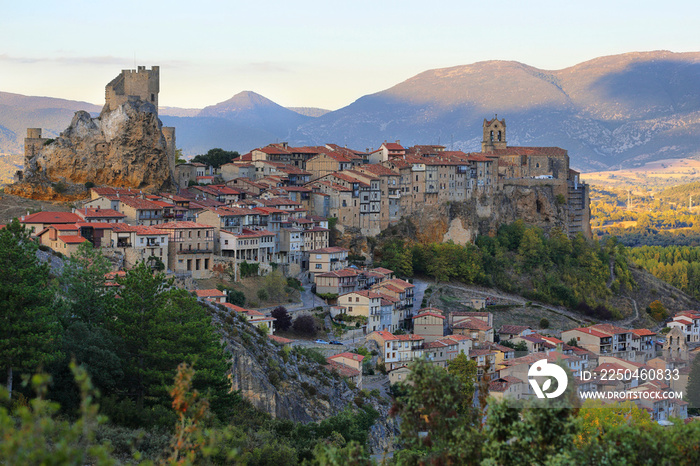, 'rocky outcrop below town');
8,98,173,198
365,183,570,248
207,303,398,454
